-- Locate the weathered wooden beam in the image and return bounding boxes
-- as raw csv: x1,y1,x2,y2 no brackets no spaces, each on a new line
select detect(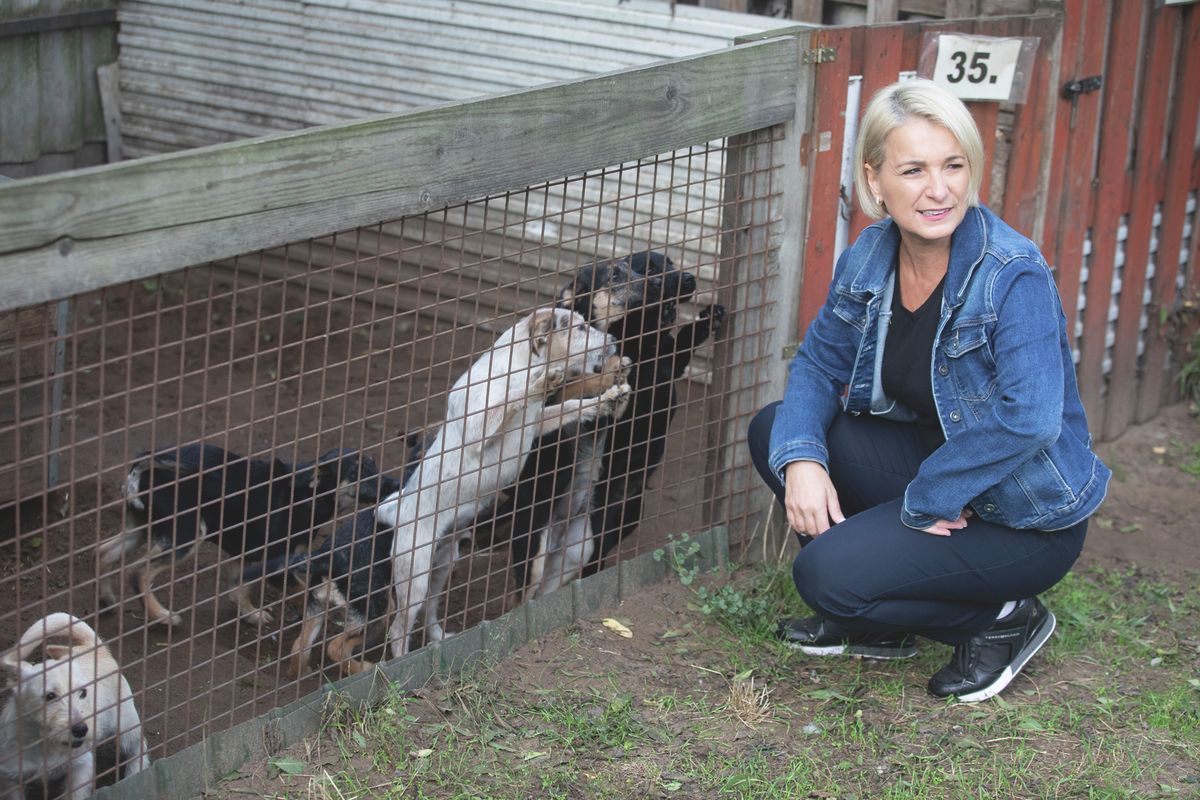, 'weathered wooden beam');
0,36,800,312
0,9,115,39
